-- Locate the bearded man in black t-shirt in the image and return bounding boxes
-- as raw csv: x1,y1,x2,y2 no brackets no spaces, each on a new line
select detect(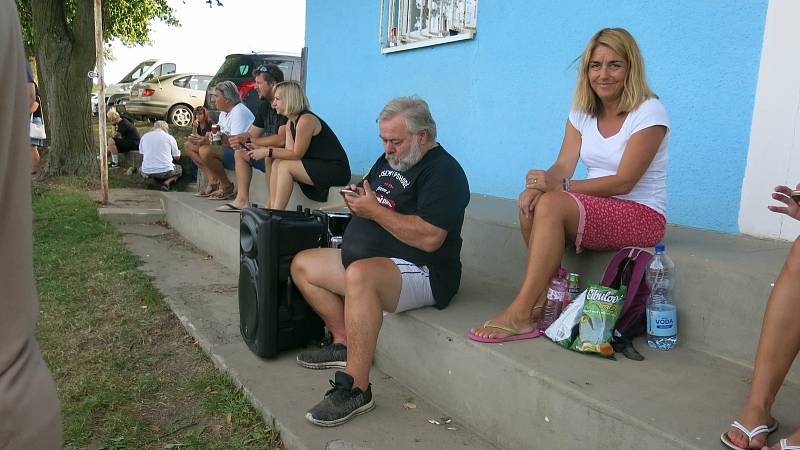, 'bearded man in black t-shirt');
291,96,470,427
217,64,288,212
